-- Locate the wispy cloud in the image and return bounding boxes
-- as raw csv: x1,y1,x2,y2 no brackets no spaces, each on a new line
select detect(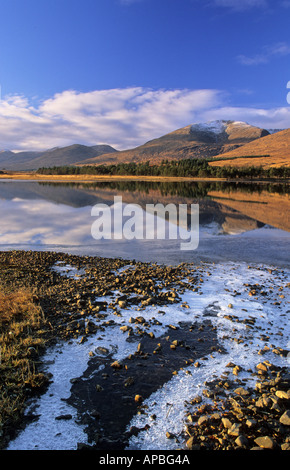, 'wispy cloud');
0,88,221,151
0,87,288,153
237,42,290,65
119,0,144,5
281,0,290,7
200,105,290,130
213,0,267,10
